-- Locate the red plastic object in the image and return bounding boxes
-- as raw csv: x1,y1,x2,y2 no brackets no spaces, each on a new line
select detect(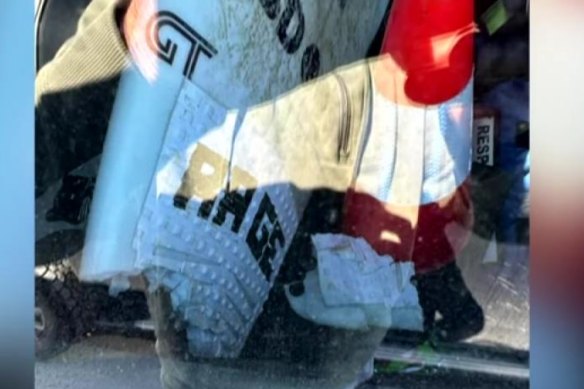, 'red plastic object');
342,0,476,273
380,0,475,105
343,183,473,274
